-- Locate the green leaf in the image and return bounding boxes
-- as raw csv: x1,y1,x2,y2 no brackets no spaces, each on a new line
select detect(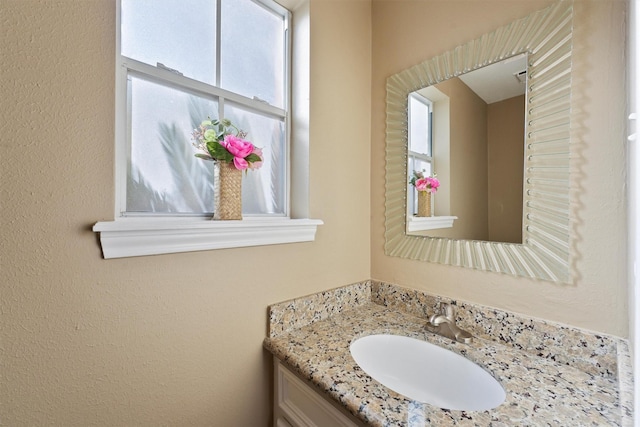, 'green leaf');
206,140,233,162
245,153,262,163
